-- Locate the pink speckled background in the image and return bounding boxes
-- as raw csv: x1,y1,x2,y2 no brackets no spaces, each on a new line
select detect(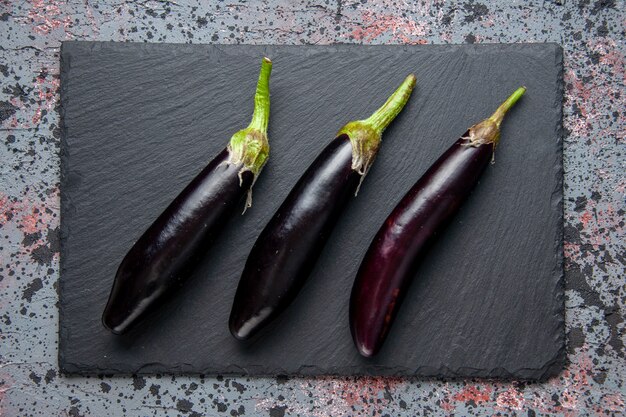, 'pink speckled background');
0,0,624,416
